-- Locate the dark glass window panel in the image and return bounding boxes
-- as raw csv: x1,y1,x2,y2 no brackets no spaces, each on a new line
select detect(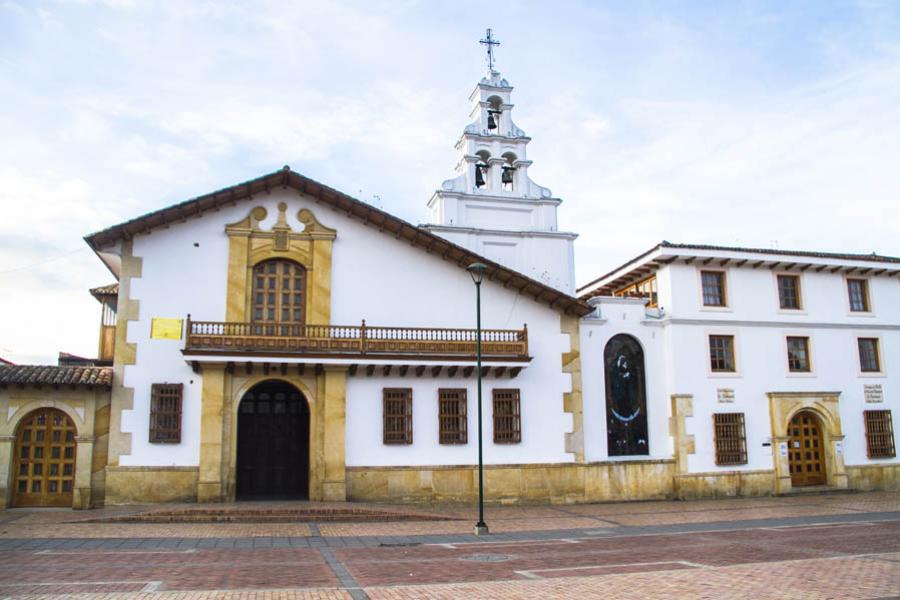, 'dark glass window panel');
847,279,869,312
701,271,726,306
777,275,801,309
604,334,649,456
709,335,736,372
858,338,880,372
787,337,811,372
